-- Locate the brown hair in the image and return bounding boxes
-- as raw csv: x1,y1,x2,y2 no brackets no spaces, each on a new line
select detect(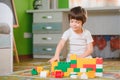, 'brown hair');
68,6,87,25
